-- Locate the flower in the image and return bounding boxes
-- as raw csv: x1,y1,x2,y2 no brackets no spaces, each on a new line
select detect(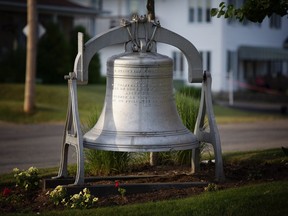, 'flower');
12,168,19,173
2,187,12,197
115,181,119,188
